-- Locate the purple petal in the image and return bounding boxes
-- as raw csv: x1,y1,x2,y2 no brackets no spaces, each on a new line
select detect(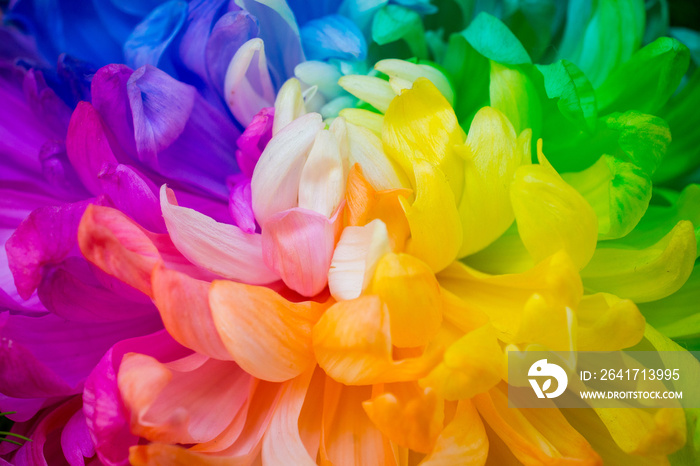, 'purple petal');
22,69,72,135
91,64,138,159
205,10,259,95
83,330,190,466
127,65,240,197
